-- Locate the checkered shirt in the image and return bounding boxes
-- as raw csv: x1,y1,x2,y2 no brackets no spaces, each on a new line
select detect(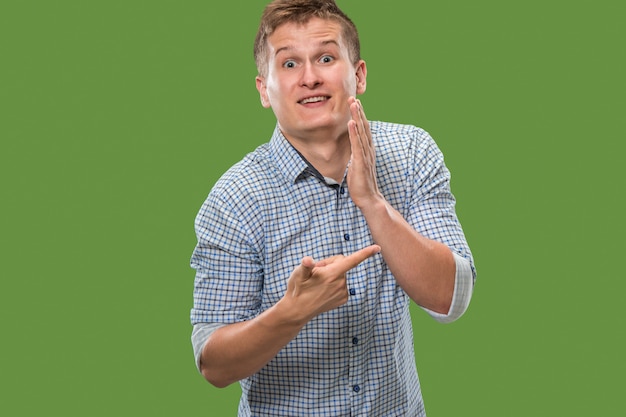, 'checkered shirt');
191,122,475,416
